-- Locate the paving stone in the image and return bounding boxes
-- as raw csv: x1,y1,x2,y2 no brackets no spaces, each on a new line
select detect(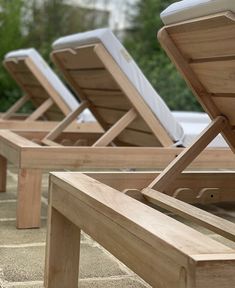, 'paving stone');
80,243,128,279
0,189,17,200
0,220,47,245
0,246,45,282
0,202,47,219
4,282,43,288
4,278,148,288
0,243,128,283
79,277,149,287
